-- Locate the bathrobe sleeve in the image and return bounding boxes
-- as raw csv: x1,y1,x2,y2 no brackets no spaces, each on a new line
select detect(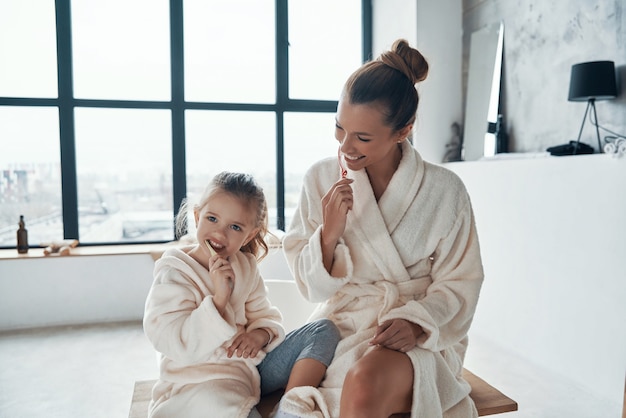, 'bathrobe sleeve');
283,158,352,303
144,254,238,365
